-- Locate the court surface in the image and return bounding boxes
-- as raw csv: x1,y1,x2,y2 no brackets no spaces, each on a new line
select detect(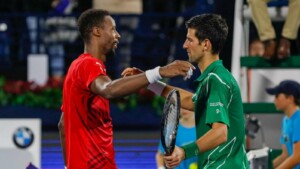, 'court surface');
42,131,160,169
